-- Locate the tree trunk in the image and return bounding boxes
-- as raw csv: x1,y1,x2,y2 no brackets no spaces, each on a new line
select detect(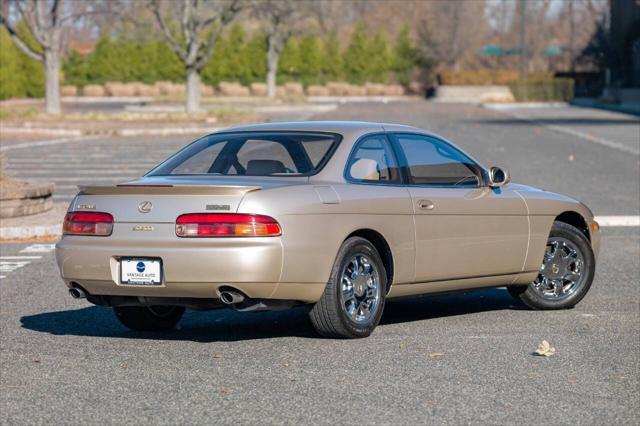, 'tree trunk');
44,50,61,115
186,67,201,113
266,37,280,98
